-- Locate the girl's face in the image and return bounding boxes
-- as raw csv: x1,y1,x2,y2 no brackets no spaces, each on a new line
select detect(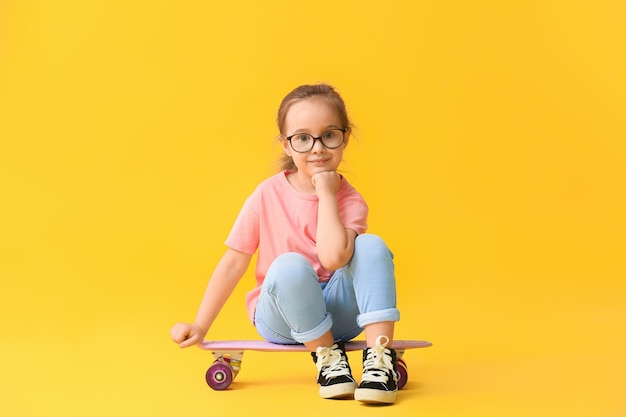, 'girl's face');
281,98,350,181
